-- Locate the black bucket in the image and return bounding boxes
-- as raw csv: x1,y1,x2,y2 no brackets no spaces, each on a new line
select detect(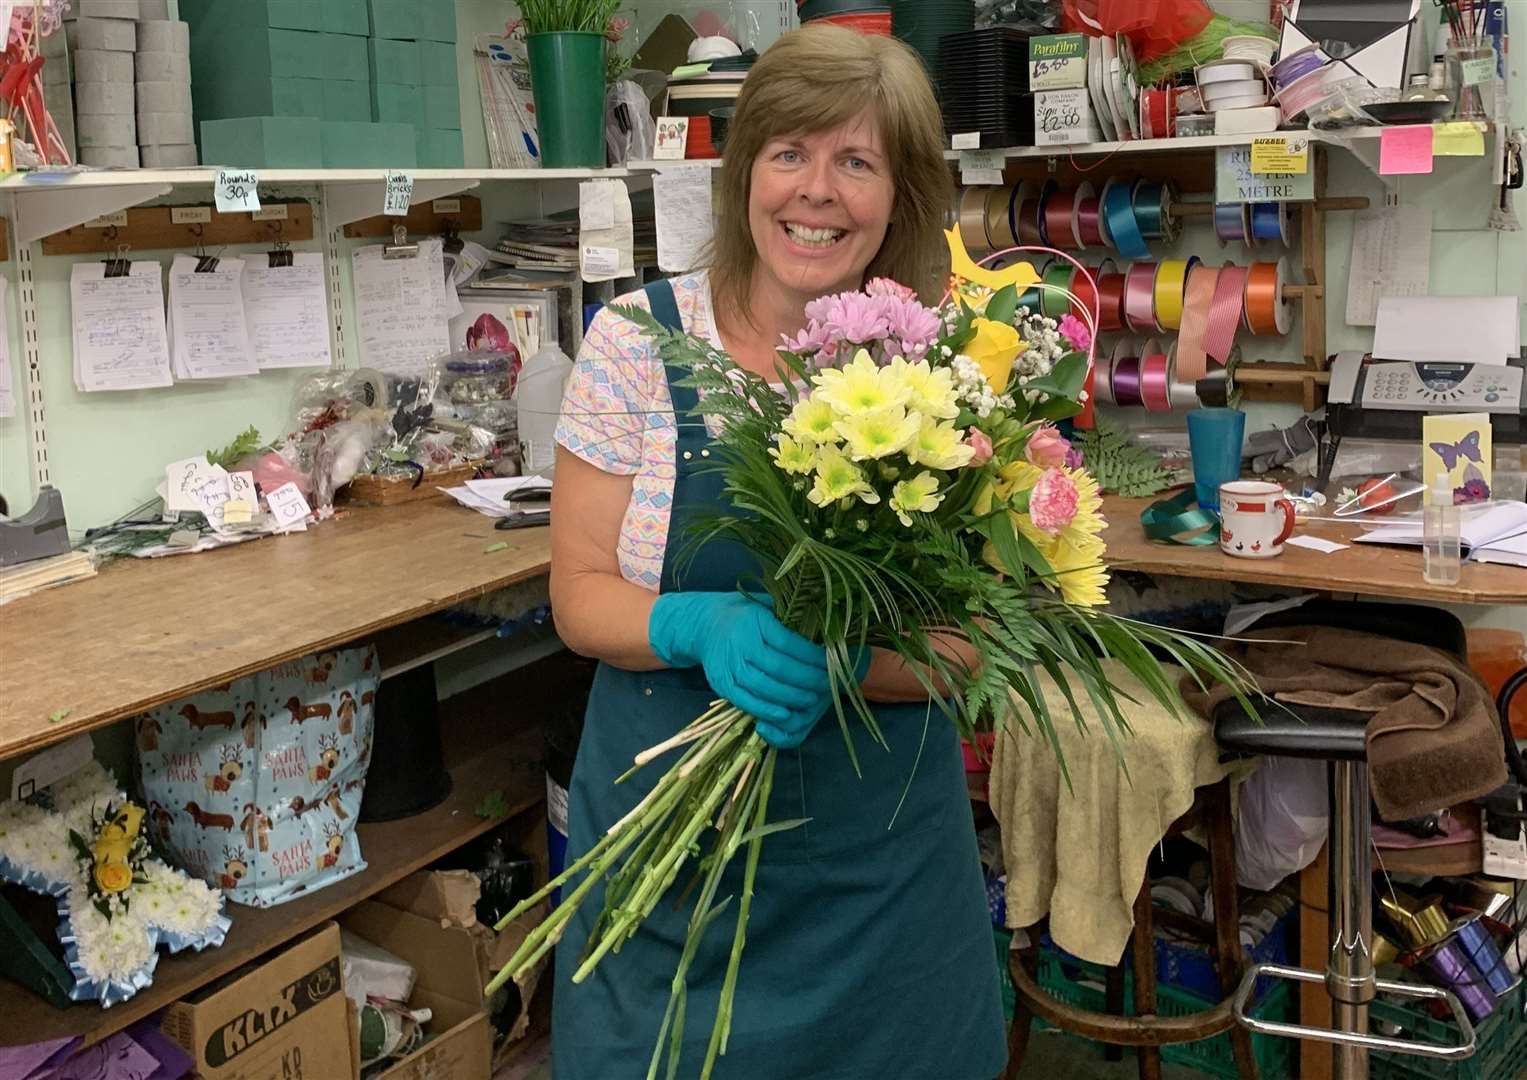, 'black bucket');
360,662,453,822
